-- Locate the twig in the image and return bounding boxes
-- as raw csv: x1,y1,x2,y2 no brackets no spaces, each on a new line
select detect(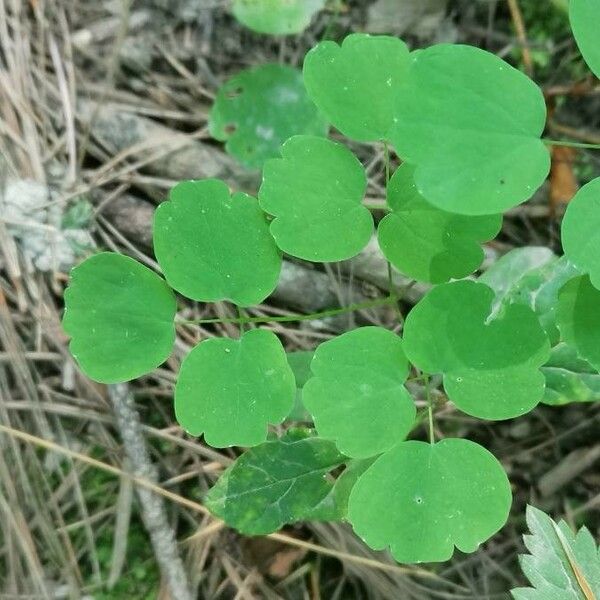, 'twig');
506,0,534,76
